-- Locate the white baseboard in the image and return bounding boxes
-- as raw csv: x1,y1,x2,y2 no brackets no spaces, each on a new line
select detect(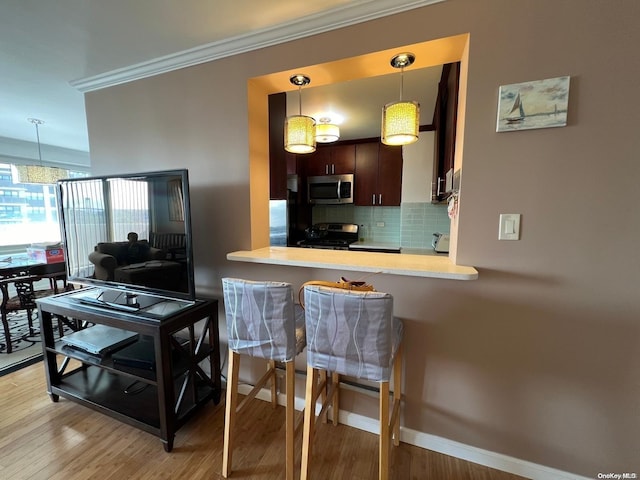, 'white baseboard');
236,384,590,480
398,428,591,480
